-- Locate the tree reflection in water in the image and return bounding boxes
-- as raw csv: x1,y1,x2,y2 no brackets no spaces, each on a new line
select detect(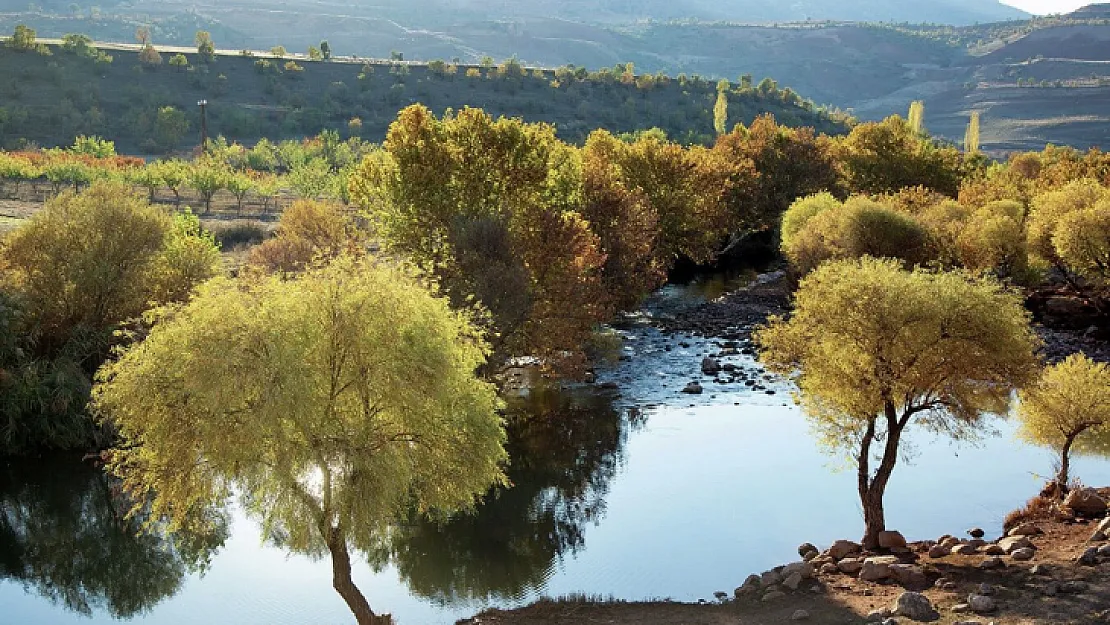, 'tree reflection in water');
0,457,227,618
381,387,639,606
